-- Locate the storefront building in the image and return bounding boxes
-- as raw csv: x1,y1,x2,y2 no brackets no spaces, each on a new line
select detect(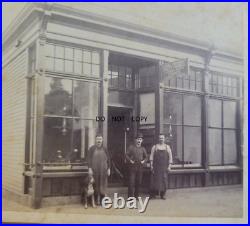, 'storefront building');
3,3,244,208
